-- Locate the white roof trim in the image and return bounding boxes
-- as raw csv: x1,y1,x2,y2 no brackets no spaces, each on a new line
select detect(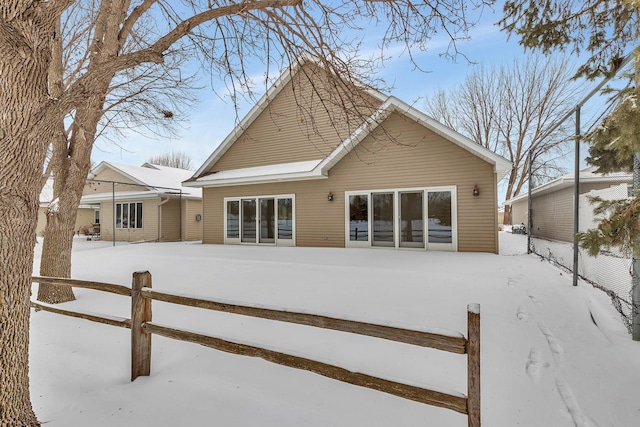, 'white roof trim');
184,159,325,188
80,190,200,203
92,161,147,188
